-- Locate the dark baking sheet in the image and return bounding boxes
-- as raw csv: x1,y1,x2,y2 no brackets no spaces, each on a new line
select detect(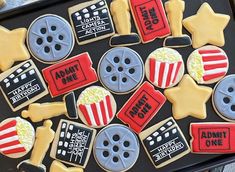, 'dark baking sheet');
0,0,235,171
